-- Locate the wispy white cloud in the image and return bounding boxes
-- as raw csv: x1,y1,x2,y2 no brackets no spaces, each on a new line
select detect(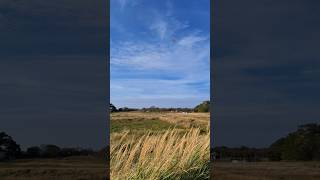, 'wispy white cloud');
149,10,189,40
113,0,140,10
111,34,209,107
111,34,209,72
111,78,209,108
178,35,208,47
150,19,168,40
111,0,209,107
